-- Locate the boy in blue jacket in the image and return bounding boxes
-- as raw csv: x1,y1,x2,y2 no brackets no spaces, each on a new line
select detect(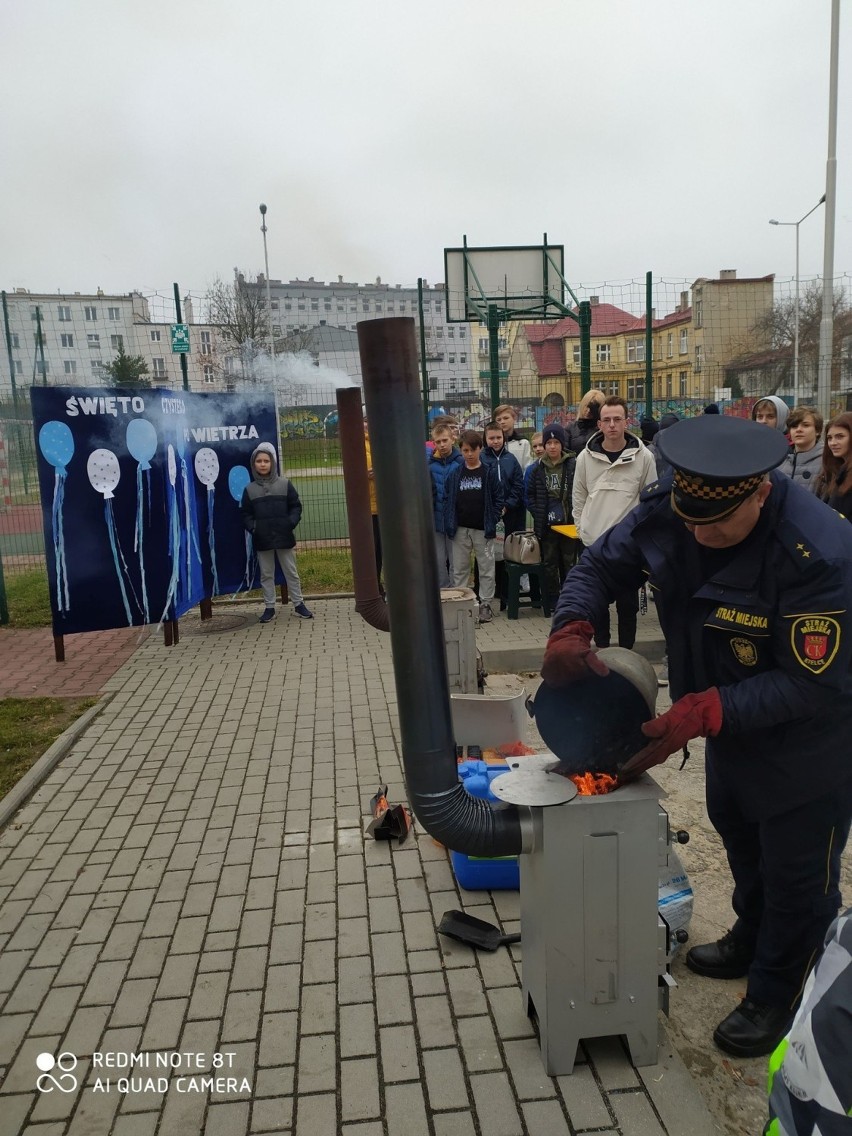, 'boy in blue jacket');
482,420,524,610
429,422,464,588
